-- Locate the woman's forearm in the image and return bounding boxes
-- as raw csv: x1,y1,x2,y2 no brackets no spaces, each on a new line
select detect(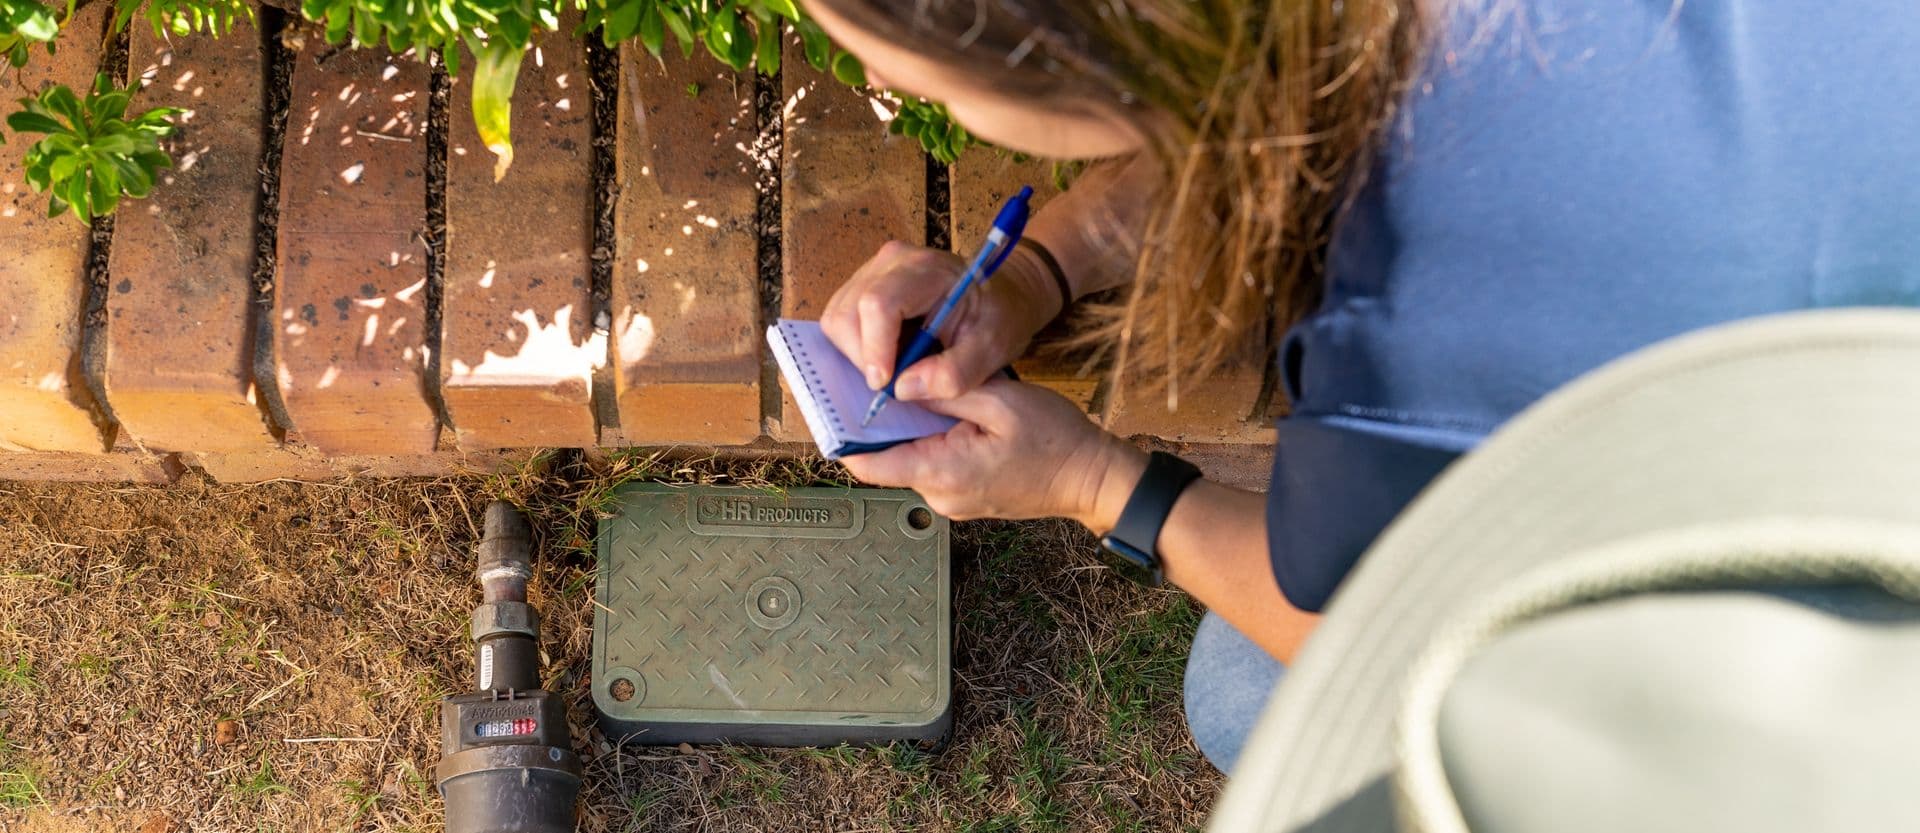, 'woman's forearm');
1083,447,1319,663
1008,154,1160,304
